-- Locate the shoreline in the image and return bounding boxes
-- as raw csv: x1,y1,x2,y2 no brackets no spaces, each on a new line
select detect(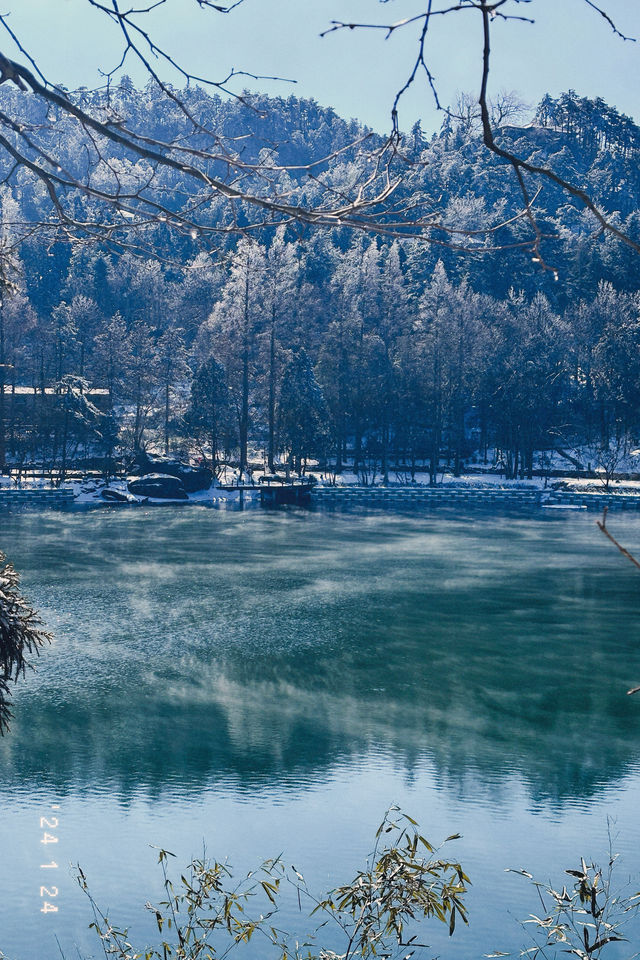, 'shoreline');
1,480,639,510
